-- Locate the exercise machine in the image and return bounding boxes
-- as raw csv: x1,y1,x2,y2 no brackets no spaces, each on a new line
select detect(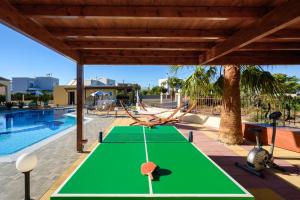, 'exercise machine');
235,111,286,178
